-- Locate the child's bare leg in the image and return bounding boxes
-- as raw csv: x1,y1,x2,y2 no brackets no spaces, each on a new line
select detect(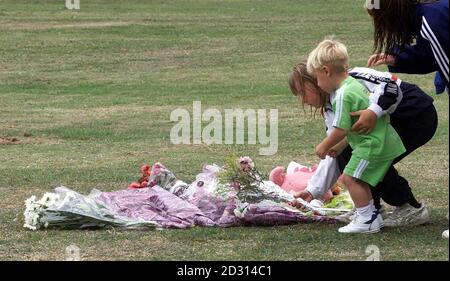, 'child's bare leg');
340,174,372,208
338,174,380,234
